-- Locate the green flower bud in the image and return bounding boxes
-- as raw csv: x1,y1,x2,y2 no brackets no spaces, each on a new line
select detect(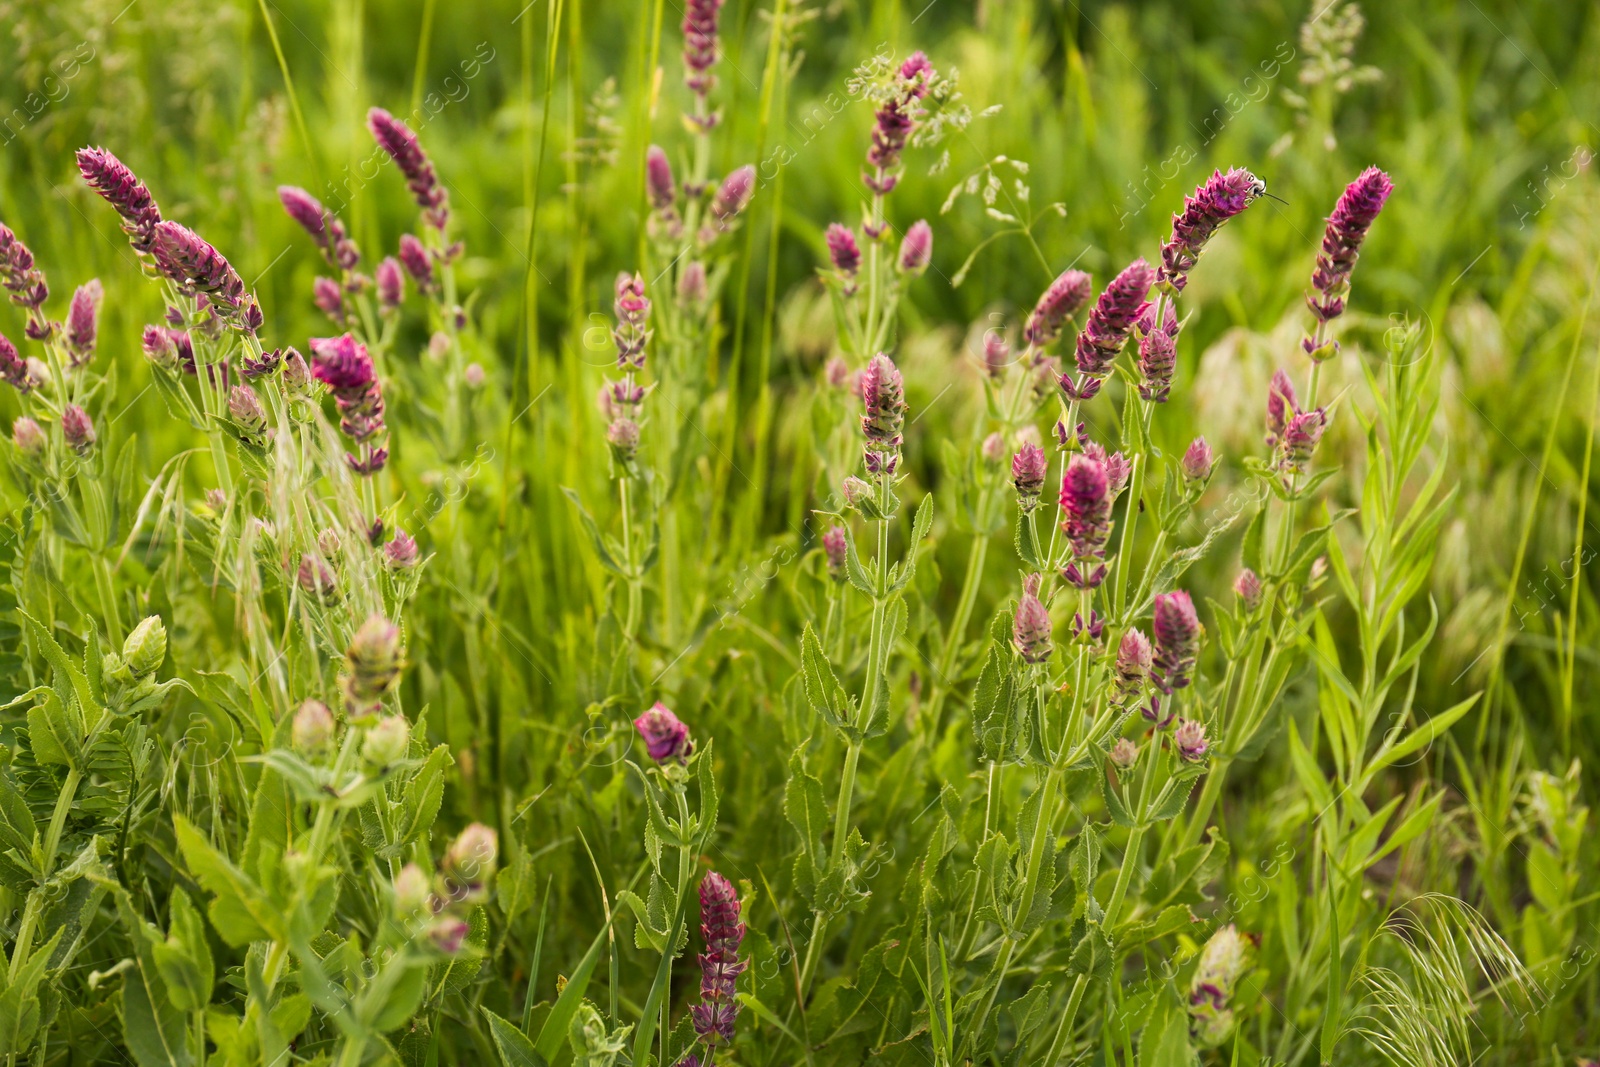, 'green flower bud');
292,699,336,757
361,714,411,768
341,613,404,717
393,862,432,919
122,615,167,679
